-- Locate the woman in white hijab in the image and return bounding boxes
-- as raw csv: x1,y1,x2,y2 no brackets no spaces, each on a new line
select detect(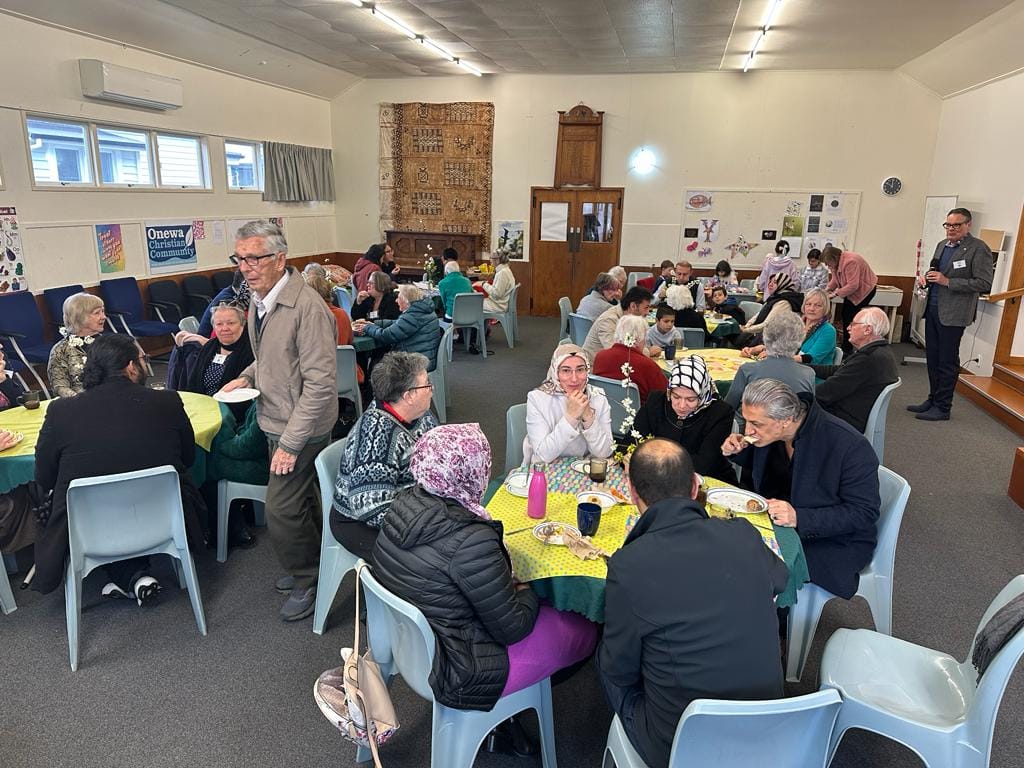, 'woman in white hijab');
524,343,613,465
